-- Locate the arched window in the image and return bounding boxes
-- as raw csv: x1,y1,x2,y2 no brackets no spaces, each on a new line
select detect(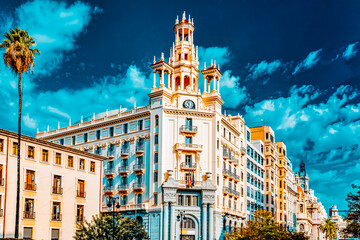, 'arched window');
183,218,195,229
